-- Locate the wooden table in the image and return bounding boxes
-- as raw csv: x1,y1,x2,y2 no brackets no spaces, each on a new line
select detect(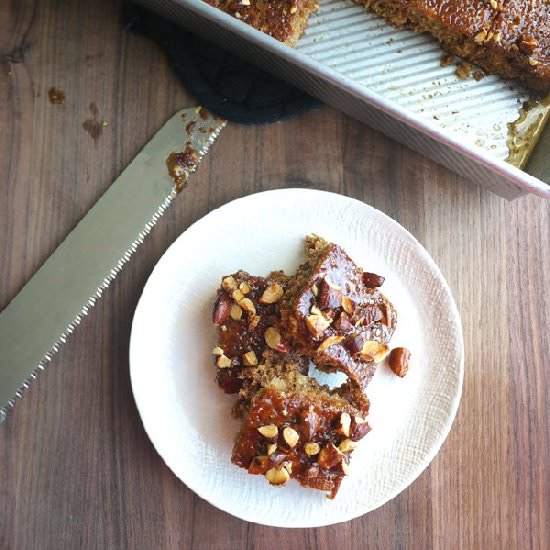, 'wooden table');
1,2,549,548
